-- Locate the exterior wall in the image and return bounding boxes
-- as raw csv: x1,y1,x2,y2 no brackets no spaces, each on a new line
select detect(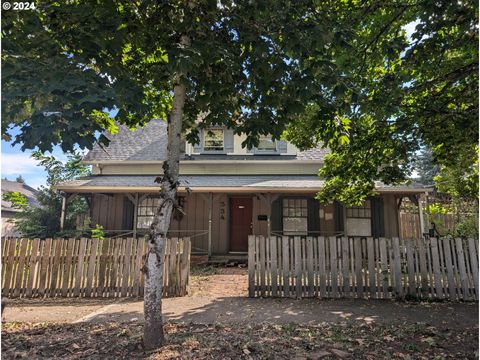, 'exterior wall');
319,203,336,235
169,193,229,255
91,193,126,231
383,193,400,237
88,191,401,255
